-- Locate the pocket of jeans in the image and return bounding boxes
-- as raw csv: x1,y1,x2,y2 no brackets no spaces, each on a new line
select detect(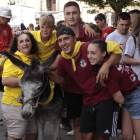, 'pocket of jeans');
124,94,133,102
